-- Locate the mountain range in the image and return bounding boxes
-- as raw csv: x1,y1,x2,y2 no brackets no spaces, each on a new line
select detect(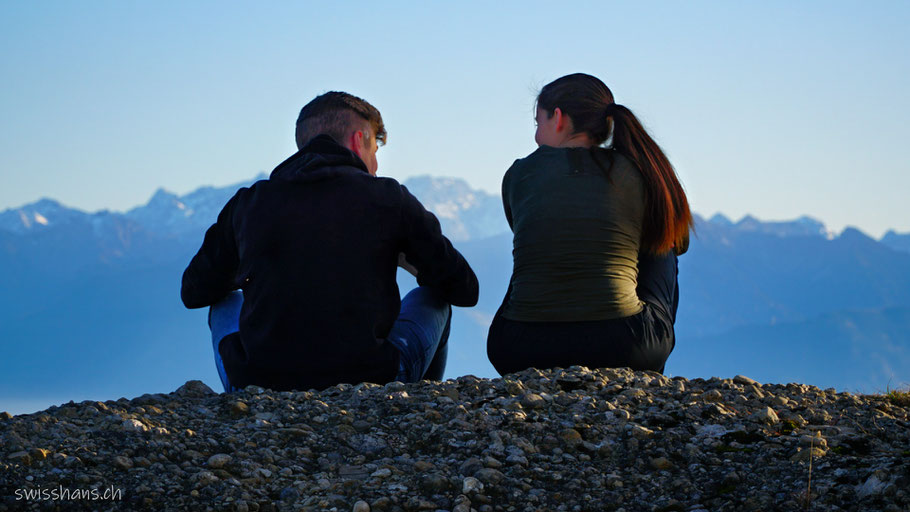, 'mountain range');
2,175,909,415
